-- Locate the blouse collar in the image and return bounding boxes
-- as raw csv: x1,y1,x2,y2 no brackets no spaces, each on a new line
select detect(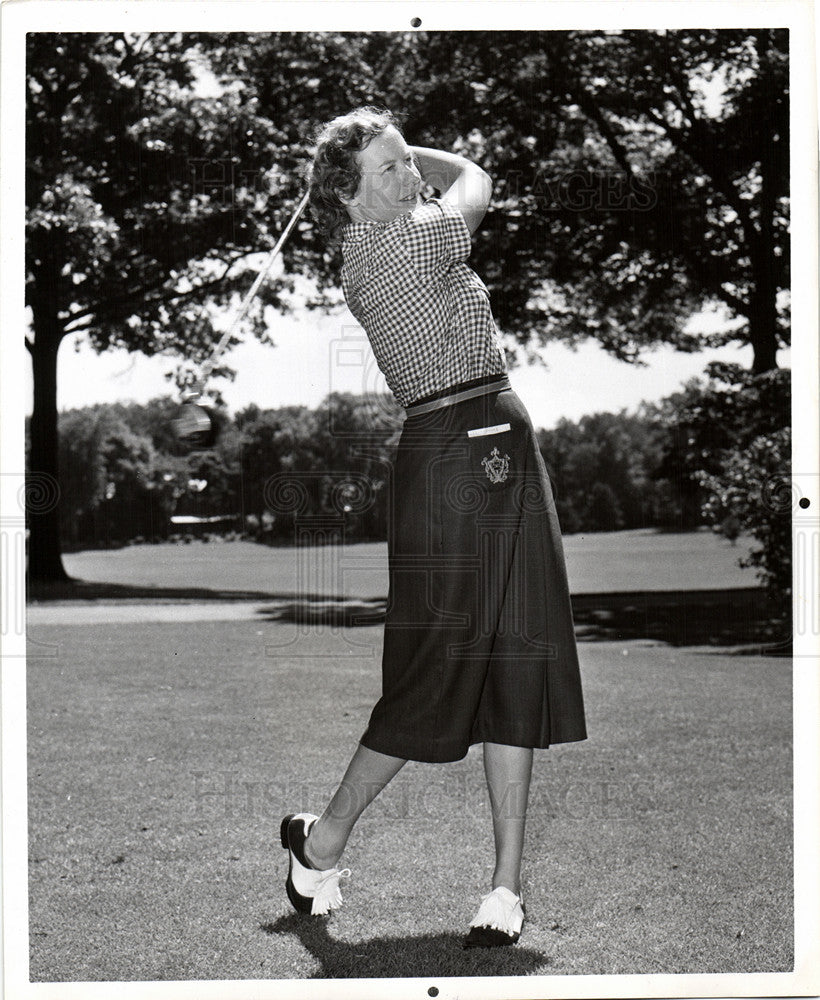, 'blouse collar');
342,215,397,247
